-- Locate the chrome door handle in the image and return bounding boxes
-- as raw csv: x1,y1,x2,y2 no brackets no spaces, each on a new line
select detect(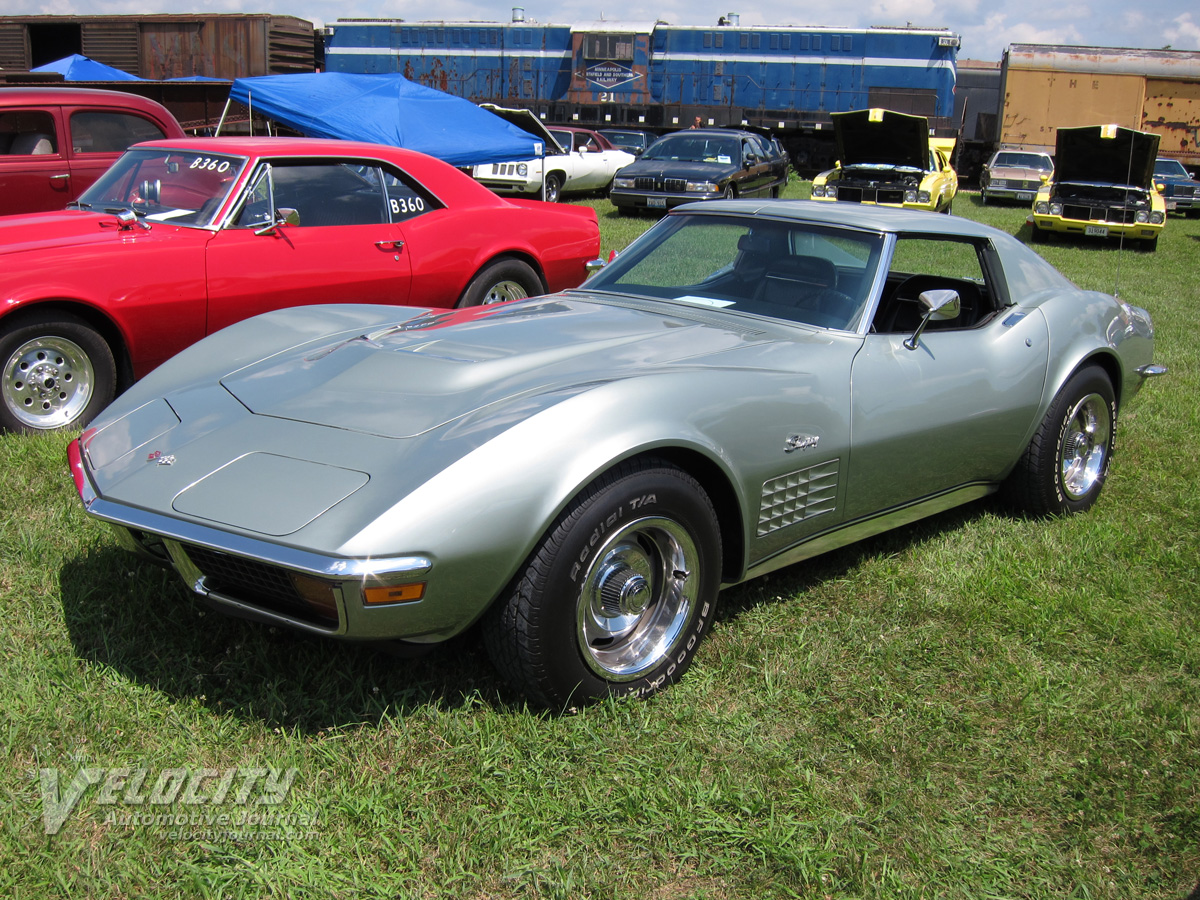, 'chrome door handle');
375,240,404,252
50,174,71,182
